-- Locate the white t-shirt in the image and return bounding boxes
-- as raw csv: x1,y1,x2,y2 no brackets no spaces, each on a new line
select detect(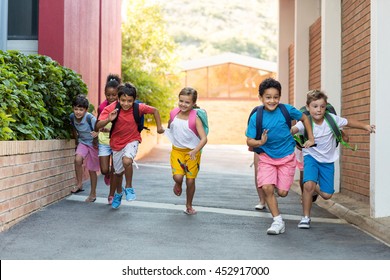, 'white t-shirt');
164,118,200,149
295,113,348,163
